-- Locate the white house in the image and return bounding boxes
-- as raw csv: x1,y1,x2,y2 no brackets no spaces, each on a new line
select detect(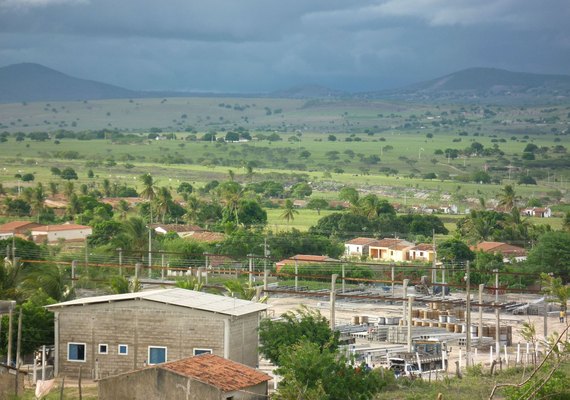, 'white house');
521,207,552,218
344,237,377,257
31,224,92,243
